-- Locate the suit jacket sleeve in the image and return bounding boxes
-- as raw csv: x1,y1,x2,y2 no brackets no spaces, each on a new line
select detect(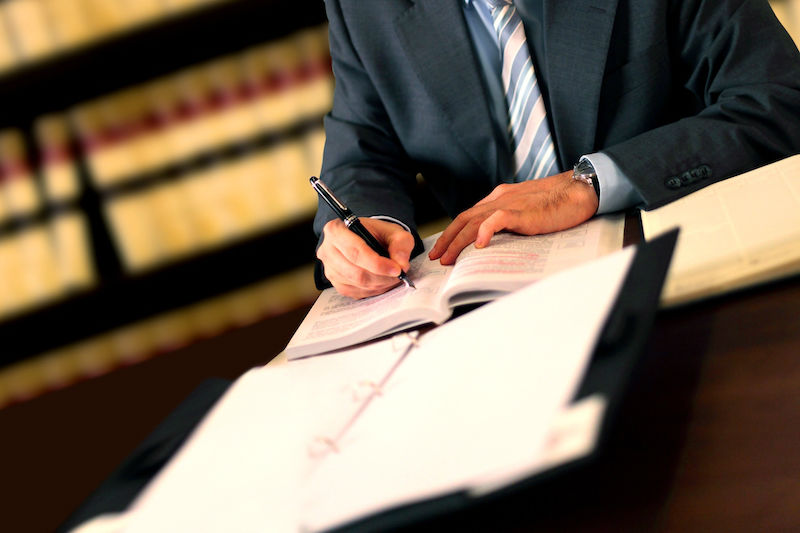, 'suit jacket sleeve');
600,0,800,210
314,0,421,239
313,0,431,288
